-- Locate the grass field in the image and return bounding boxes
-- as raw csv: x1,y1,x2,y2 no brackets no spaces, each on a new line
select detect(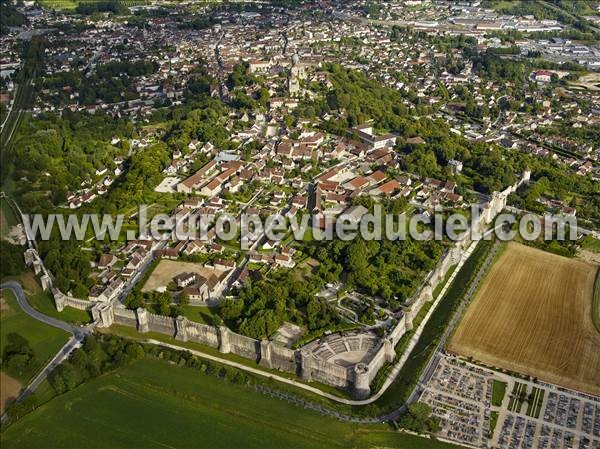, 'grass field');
0,358,459,449
489,411,499,438
27,291,91,325
0,289,69,412
103,324,355,402
491,380,507,407
180,304,220,325
2,271,42,296
449,243,600,395
0,289,69,384
38,0,78,9
38,0,150,10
